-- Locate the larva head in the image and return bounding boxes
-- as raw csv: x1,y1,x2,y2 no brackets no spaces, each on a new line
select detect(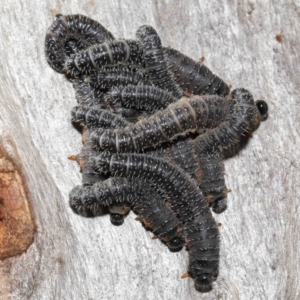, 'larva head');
231,88,268,132
166,237,184,252
211,196,227,214
69,185,100,218
110,213,125,226
188,260,218,293
255,100,268,121
194,274,214,293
